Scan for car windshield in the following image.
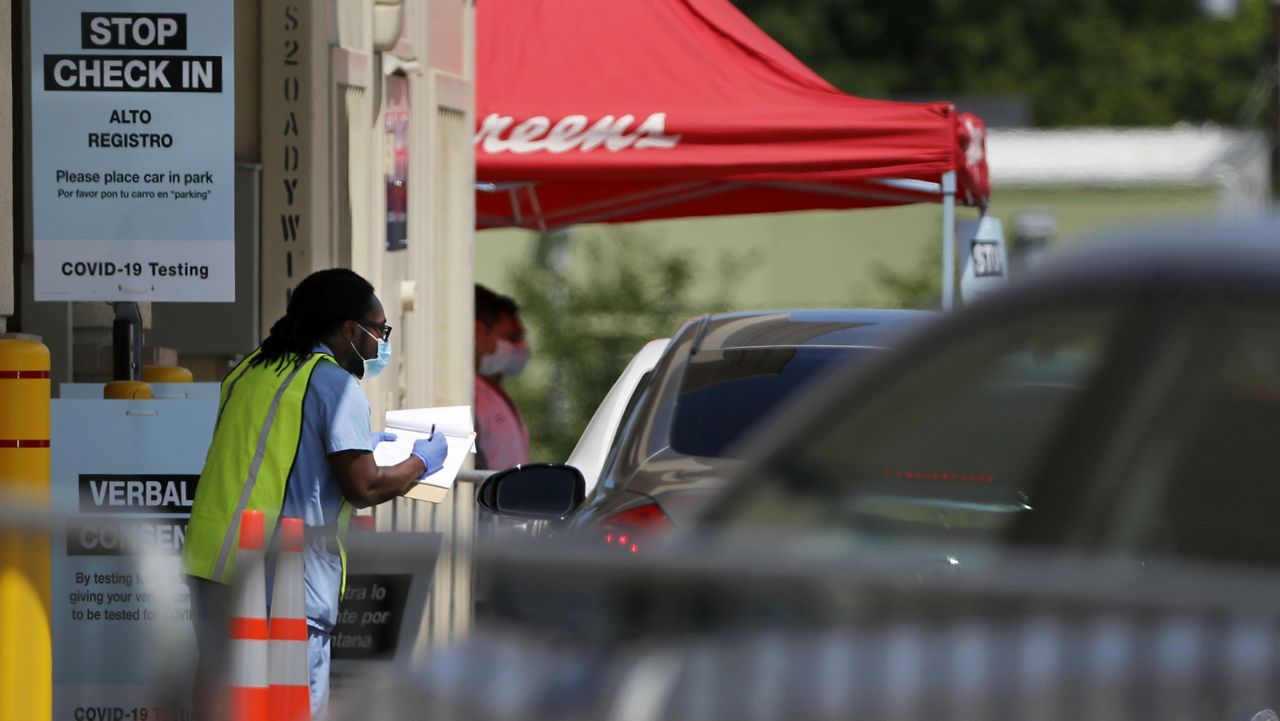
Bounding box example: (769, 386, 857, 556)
(713, 304, 1126, 545)
(670, 346, 881, 458)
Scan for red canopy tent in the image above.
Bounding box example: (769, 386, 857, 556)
(474, 0, 992, 306)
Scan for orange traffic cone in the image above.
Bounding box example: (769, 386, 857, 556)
(227, 509, 268, 721)
(268, 518, 310, 721)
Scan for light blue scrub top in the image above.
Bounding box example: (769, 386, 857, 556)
(280, 343, 372, 631)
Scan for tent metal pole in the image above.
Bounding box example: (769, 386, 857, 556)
(941, 171, 957, 313)
(507, 187, 524, 226)
(525, 185, 549, 233)
(869, 178, 943, 195)
(758, 180, 936, 206)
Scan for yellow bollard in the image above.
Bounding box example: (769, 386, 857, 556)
(103, 380, 152, 399)
(142, 365, 193, 384)
(0, 333, 52, 721)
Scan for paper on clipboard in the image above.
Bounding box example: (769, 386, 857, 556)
(372, 405, 476, 503)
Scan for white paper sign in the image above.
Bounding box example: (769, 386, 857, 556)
(31, 0, 235, 301)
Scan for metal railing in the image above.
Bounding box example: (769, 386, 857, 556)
(380, 470, 494, 653)
(16, 484, 1280, 721)
(330, 537, 1280, 721)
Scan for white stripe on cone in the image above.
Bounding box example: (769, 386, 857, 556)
(268, 640, 312, 687)
(227, 638, 271, 687)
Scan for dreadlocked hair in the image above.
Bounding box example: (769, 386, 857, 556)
(252, 268, 375, 370)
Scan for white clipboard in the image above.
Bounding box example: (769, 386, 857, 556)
(372, 406, 476, 503)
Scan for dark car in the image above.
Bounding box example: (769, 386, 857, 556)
(442, 223, 1280, 721)
(482, 218, 1280, 574)
(694, 219, 1280, 574)
(479, 309, 933, 549)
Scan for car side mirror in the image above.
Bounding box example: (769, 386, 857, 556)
(476, 463, 586, 519)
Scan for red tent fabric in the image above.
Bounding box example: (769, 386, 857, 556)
(475, 0, 990, 231)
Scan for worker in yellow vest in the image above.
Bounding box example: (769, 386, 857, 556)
(183, 268, 448, 720)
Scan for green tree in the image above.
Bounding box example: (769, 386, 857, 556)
(874, 239, 943, 310)
(733, 0, 1269, 127)
(503, 229, 752, 462)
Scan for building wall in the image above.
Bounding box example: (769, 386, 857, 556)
(382, 0, 477, 650)
(254, 0, 478, 647)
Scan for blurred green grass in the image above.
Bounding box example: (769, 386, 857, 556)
(478, 186, 1219, 311)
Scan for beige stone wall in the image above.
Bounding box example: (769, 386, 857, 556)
(255, 0, 480, 347)
(255, 0, 477, 645)
(373, 0, 477, 648)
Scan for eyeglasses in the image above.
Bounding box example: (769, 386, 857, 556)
(358, 320, 393, 341)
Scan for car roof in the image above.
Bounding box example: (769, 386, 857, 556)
(695, 308, 936, 352)
(996, 216, 1280, 301)
(729, 218, 1280, 472)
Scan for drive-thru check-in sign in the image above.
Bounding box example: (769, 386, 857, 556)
(31, 1, 234, 301)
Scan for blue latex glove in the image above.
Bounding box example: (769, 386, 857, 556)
(409, 434, 448, 479)
(370, 431, 397, 448)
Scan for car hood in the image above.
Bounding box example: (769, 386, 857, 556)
(625, 448, 746, 527)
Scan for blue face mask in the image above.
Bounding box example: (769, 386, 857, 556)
(352, 326, 392, 379)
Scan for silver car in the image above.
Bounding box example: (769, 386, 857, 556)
(478, 308, 935, 551)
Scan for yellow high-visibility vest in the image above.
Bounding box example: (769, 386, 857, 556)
(184, 349, 351, 584)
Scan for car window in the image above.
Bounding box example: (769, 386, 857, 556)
(670, 347, 881, 459)
(715, 304, 1129, 546)
(1106, 300, 1280, 568)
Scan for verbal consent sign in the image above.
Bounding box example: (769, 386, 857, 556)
(31, 1, 234, 301)
(51, 396, 218, 720)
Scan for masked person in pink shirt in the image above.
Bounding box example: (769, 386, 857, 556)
(474, 284, 532, 470)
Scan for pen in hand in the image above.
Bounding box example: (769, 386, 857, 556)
(409, 424, 442, 480)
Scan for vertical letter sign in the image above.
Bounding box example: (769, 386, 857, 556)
(31, 1, 234, 301)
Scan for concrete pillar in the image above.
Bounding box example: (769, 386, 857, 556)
(259, 0, 472, 417)
(258, 0, 476, 647)
(260, 0, 341, 331)
(16, 0, 73, 389)
(0, 0, 12, 332)
(380, 0, 476, 647)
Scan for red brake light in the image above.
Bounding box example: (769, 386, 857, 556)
(597, 502, 671, 554)
(883, 468, 995, 483)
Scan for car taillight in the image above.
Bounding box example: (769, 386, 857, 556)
(598, 502, 671, 554)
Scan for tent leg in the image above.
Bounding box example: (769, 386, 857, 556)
(940, 171, 957, 313)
